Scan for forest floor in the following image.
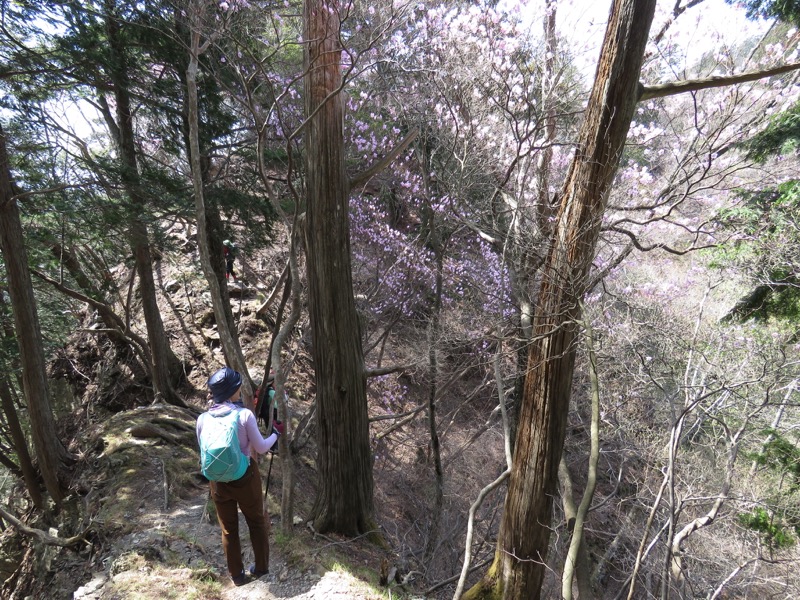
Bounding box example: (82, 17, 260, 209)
(68, 449, 410, 600)
(54, 401, 421, 600)
(4, 230, 495, 600)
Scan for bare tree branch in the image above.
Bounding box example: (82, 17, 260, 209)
(349, 128, 419, 190)
(30, 268, 151, 368)
(11, 184, 82, 202)
(650, 0, 706, 48)
(372, 405, 426, 439)
(364, 363, 416, 378)
(607, 226, 716, 255)
(639, 61, 800, 101)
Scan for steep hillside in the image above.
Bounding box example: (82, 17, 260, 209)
(0, 227, 500, 600)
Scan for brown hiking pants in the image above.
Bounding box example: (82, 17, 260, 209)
(210, 458, 269, 579)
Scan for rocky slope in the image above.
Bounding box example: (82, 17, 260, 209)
(1, 230, 496, 600)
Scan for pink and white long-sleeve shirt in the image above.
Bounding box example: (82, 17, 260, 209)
(196, 402, 278, 459)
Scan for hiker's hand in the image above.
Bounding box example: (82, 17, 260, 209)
(270, 427, 281, 453)
(273, 420, 284, 435)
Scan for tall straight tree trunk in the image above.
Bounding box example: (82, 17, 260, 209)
(0, 375, 42, 509)
(423, 247, 445, 564)
(509, 0, 559, 450)
(561, 312, 602, 600)
(184, 1, 253, 405)
(0, 125, 69, 505)
(253, 99, 304, 535)
(464, 0, 657, 598)
(104, 1, 185, 407)
(304, 0, 375, 536)
(0, 294, 43, 508)
(175, 4, 250, 402)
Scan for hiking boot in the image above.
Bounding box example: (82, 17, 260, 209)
(231, 571, 248, 586)
(249, 565, 269, 578)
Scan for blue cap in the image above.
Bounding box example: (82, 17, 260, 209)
(207, 367, 242, 402)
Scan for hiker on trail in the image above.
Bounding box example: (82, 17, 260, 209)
(196, 366, 279, 586)
(223, 239, 237, 281)
(255, 370, 285, 435)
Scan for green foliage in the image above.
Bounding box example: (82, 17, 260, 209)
(272, 530, 291, 546)
(741, 430, 800, 549)
(2, 0, 287, 273)
(729, 0, 800, 24)
(763, 286, 800, 321)
(750, 429, 800, 488)
(731, 1, 800, 163)
(204, 186, 278, 249)
(0, 132, 83, 355)
(738, 507, 796, 549)
(742, 102, 800, 162)
(712, 183, 800, 321)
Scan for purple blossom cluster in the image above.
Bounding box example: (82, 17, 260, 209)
(349, 192, 511, 328)
(218, 0, 250, 12)
(339, 0, 538, 336)
(368, 373, 408, 414)
(350, 193, 436, 318)
(440, 235, 510, 318)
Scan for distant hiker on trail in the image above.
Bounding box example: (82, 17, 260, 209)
(255, 370, 285, 436)
(223, 239, 237, 281)
(196, 366, 279, 586)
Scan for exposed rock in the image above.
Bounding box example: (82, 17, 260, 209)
(72, 573, 107, 599)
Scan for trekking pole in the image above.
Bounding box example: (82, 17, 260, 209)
(265, 451, 275, 496)
(237, 276, 243, 327)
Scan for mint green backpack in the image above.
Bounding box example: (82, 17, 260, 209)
(199, 410, 249, 482)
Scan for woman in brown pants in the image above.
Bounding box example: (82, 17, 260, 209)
(197, 367, 279, 586)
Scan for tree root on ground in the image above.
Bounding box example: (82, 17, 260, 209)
(0, 505, 92, 549)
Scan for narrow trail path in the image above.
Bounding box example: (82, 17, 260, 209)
(65, 431, 373, 600)
(58, 404, 402, 600)
(72, 480, 365, 600)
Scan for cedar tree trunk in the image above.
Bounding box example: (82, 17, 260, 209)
(104, 1, 185, 406)
(0, 125, 69, 504)
(304, 0, 375, 536)
(185, 4, 253, 405)
(464, 0, 657, 597)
